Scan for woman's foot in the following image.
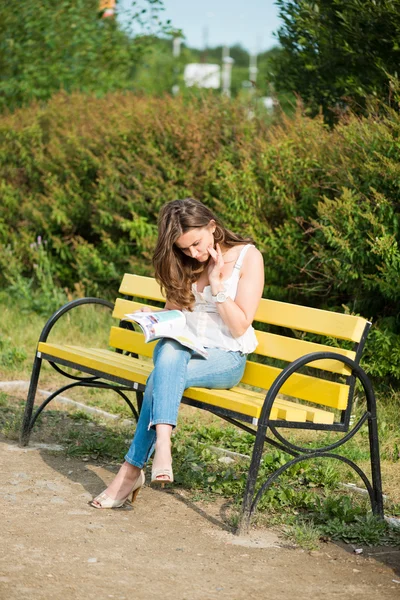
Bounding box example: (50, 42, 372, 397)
(151, 438, 173, 484)
(90, 461, 144, 508)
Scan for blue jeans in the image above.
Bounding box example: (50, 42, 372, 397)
(124, 339, 247, 468)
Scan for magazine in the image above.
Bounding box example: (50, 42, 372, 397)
(123, 310, 209, 359)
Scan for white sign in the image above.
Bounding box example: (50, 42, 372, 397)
(184, 64, 221, 89)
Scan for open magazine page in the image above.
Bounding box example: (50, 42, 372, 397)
(167, 331, 209, 359)
(126, 310, 185, 341)
(123, 310, 209, 359)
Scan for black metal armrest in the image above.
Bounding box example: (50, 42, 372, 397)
(38, 298, 115, 344)
(259, 351, 374, 426)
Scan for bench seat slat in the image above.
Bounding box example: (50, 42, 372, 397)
(37, 343, 334, 424)
(39, 343, 150, 384)
(235, 387, 335, 425)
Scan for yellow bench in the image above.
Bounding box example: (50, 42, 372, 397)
(20, 274, 384, 533)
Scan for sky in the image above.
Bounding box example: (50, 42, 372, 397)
(118, 1, 282, 53)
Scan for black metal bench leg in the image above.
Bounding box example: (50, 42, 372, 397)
(237, 424, 267, 535)
(363, 376, 384, 518)
(20, 353, 42, 447)
(368, 414, 384, 517)
(136, 390, 143, 415)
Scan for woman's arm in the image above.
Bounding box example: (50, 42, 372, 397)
(208, 245, 264, 338)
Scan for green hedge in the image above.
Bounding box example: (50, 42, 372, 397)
(1, 92, 400, 382)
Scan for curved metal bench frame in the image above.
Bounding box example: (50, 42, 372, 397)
(20, 298, 142, 445)
(237, 351, 383, 534)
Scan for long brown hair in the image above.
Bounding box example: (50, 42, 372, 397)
(153, 198, 253, 309)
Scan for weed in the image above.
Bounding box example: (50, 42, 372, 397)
(0, 336, 27, 368)
(64, 427, 129, 460)
(322, 514, 398, 546)
(69, 410, 93, 421)
(1, 404, 23, 440)
(284, 522, 322, 551)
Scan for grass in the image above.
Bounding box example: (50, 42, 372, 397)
(1, 296, 400, 549)
(0, 292, 112, 380)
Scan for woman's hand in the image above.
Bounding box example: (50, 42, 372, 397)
(209, 245, 264, 338)
(139, 306, 153, 312)
(207, 243, 225, 292)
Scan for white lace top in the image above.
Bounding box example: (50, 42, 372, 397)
(184, 244, 258, 354)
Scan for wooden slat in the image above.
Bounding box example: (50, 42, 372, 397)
(184, 387, 285, 422)
(241, 361, 350, 410)
(119, 274, 164, 302)
(109, 326, 155, 357)
(236, 387, 335, 424)
(38, 343, 151, 386)
(255, 331, 355, 375)
(210, 388, 307, 422)
(112, 298, 160, 321)
(255, 298, 368, 343)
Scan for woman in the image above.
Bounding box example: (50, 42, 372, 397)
(91, 198, 264, 508)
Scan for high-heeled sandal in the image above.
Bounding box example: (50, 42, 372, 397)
(90, 470, 145, 509)
(151, 466, 174, 487)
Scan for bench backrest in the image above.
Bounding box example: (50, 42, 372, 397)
(110, 274, 370, 427)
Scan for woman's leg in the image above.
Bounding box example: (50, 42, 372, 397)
(92, 340, 193, 501)
(128, 341, 246, 468)
(92, 342, 246, 501)
(133, 339, 193, 481)
(125, 339, 193, 467)
(185, 347, 247, 390)
(150, 344, 247, 480)
(90, 374, 156, 505)
(151, 345, 247, 479)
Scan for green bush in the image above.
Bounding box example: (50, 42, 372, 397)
(0, 0, 170, 111)
(1, 92, 400, 383)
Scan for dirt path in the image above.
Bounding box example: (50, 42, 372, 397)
(0, 435, 399, 600)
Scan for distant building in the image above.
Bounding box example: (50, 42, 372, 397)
(183, 64, 221, 89)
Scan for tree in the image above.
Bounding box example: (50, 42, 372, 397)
(0, 0, 170, 111)
(273, 0, 400, 122)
